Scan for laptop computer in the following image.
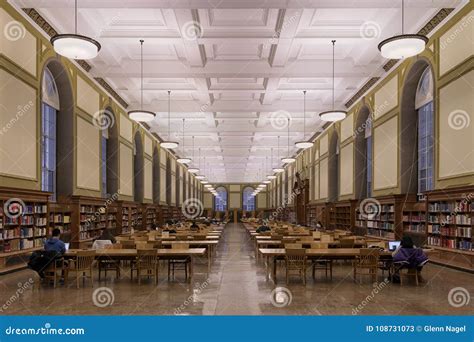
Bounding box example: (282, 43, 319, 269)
(64, 242, 70, 251)
(388, 241, 401, 251)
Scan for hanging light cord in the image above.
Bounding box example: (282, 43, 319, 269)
(277, 136, 280, 161)
(167, 90, 171, 140)
(287, 118, 290, 156)
(140, 40, 144, 108)
(182, 118, 185, 154)
(401, 0, 404, 34)
(303, 90, 306, 140)
(331, 40, 335, 110)
(74, 0, 78, 34)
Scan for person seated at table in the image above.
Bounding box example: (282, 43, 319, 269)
(391, 236, 428, 283)
(44, 228, 66, 255)
(256, 223, 271, 233)
(97, 228, 116, 244)
(190, 221, 199, 231)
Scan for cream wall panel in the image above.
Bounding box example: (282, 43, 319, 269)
(0, 71, 37, 179)
(144, 158, 153, 200)
(0, 9, 37, 76)
(171, 157, 176, 173)
(119, 114, 133, 142)
(439, 11, 474, 75)
(374, 75, 398, 119)
(229, 193, 241, 209)
(373, 116, 398, 189)
(160, 148, 167, 166)
(171, 175, 176, 205)
(340, 114, 354, 142)
(203, 192, 213, 209)
(229, 185, 240, 192)
(77, 77, 99, 116)
(144, 135, 153, 156)
(119, 143, 133, 196)
(314, 165, 319, 200)
(339, 143, 354, 196)
(319, 158, 328, 199)
(439, 71, 474, 178)
(319, 134, 328, 155)
(76, 116, 100, 190)
(257, 192, 267, 209)
(160, 168, 166, 200)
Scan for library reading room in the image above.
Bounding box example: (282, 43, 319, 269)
(0, 0, 473, 330)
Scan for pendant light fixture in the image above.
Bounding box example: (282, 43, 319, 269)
(177, 119, 191, 164)
(319, 40, 347, 122)
(282, 118, 296, 164)
(295, 90, 314, 149)
(273, 136, 285, 173)
(188, 136, 199, 173)
(50, 0, 101, 60)
(267, 148, 277, 179)
(195, 148, 206, 179)
(128, 40, 156, 122)
(161, 91, 179, 149)
(378, 0, 428, 59)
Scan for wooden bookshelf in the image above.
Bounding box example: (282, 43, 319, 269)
(401, 200, 427, 247)
(48, 202, 73, 243)
(307, 203, 328, 229)
(328, 200, 356, 232)
(143, 204, 158, 230)
(0, 187, 51, 274)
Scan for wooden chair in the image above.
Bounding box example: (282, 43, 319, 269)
(133, 236, 149, 242)
(42, 258, 63, 288)
(310, 243, 332, 280)
(176, 235, 189, 241)
(312, 231, 321, 239)
(98, 244, 122, 280)
(284, 243, 302, 249)
(168, 244, 191, 281)
(120, 240, 136, 249)
(353, 248, 380, 283)
(65, 250, 96, 289)
(131, 249, 158, 285)
(339, 238, 356, 248)
(135, 241, 155, 250)
(321, 234, 333, 243)
(285, 248, 307, 285)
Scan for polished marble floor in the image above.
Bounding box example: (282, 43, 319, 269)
(0, 223, 473, 315)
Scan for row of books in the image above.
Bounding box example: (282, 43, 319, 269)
(50, 214, 71, 224)
(403, 213, 425, 222)
(428, 214, 472, 224)
(20, 227, 47, 238)
(0, 238, 44, 252)
(427, 225, 472, 238)
(404, 223, 426, 233)
(367, 228, 395, 239)
(428, 202, 474, 212)
(427, 236, 472, 250)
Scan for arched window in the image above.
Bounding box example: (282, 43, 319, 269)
(415, 68, 434, 193)
(41, 68, 59, 198)
(242, 186, 255, 211)
(214, 186, 227, 212)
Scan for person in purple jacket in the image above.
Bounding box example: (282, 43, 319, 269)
(392, 236, 428, 283)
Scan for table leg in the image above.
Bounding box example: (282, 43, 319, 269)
(265, 255, 270, 281)
(272, 256, 277, 283)
(208, 248, 211, 273)
(255, 240, 259, 263)
(189, 255, 194, 283)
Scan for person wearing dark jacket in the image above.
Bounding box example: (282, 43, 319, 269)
(98, 228, 117, 243)
(392, 236, 428, 283)
(44, 228, 66, 255)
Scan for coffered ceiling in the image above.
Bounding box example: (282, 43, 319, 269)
(10, 0, 463, 183)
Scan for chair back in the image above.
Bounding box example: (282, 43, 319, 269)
(133, 236, 149, 242)
(194, 235, 207, 240)
(311, 242, 328, 249)
(115, 236, 129, 242)
(285, 248, 306, 269)
(135, 241, 155, 249)
(172, 243, 189, 250)
(92, 239, 113, 250)
(120, 240, 136, 249)
(299, 236, 313, 242)
(105, 243, 122, 249)
(137, 249, 158, 269)
(176, 235, 189, 241)
(357, 248, 380, 266)
(312, 231, 321, 239)
(285, 243, 303, 249)
(321, 234, 333, 243)
(75, 250, 96, 271)
(340, 238, 355, 248)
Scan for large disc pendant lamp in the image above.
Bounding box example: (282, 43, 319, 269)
(128, 40, 156, 122)
(187, 136, 200, 174)
(161, 91, 179, 149)
(281, 118, 296, 164)
(319, 40, 347, 122)
(177, 119, 191, 164)
(273, 136, 285, 173)
(378, 0, 428, 59)
(295, 90, 314, 149)
(50, 0, 101, 60)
